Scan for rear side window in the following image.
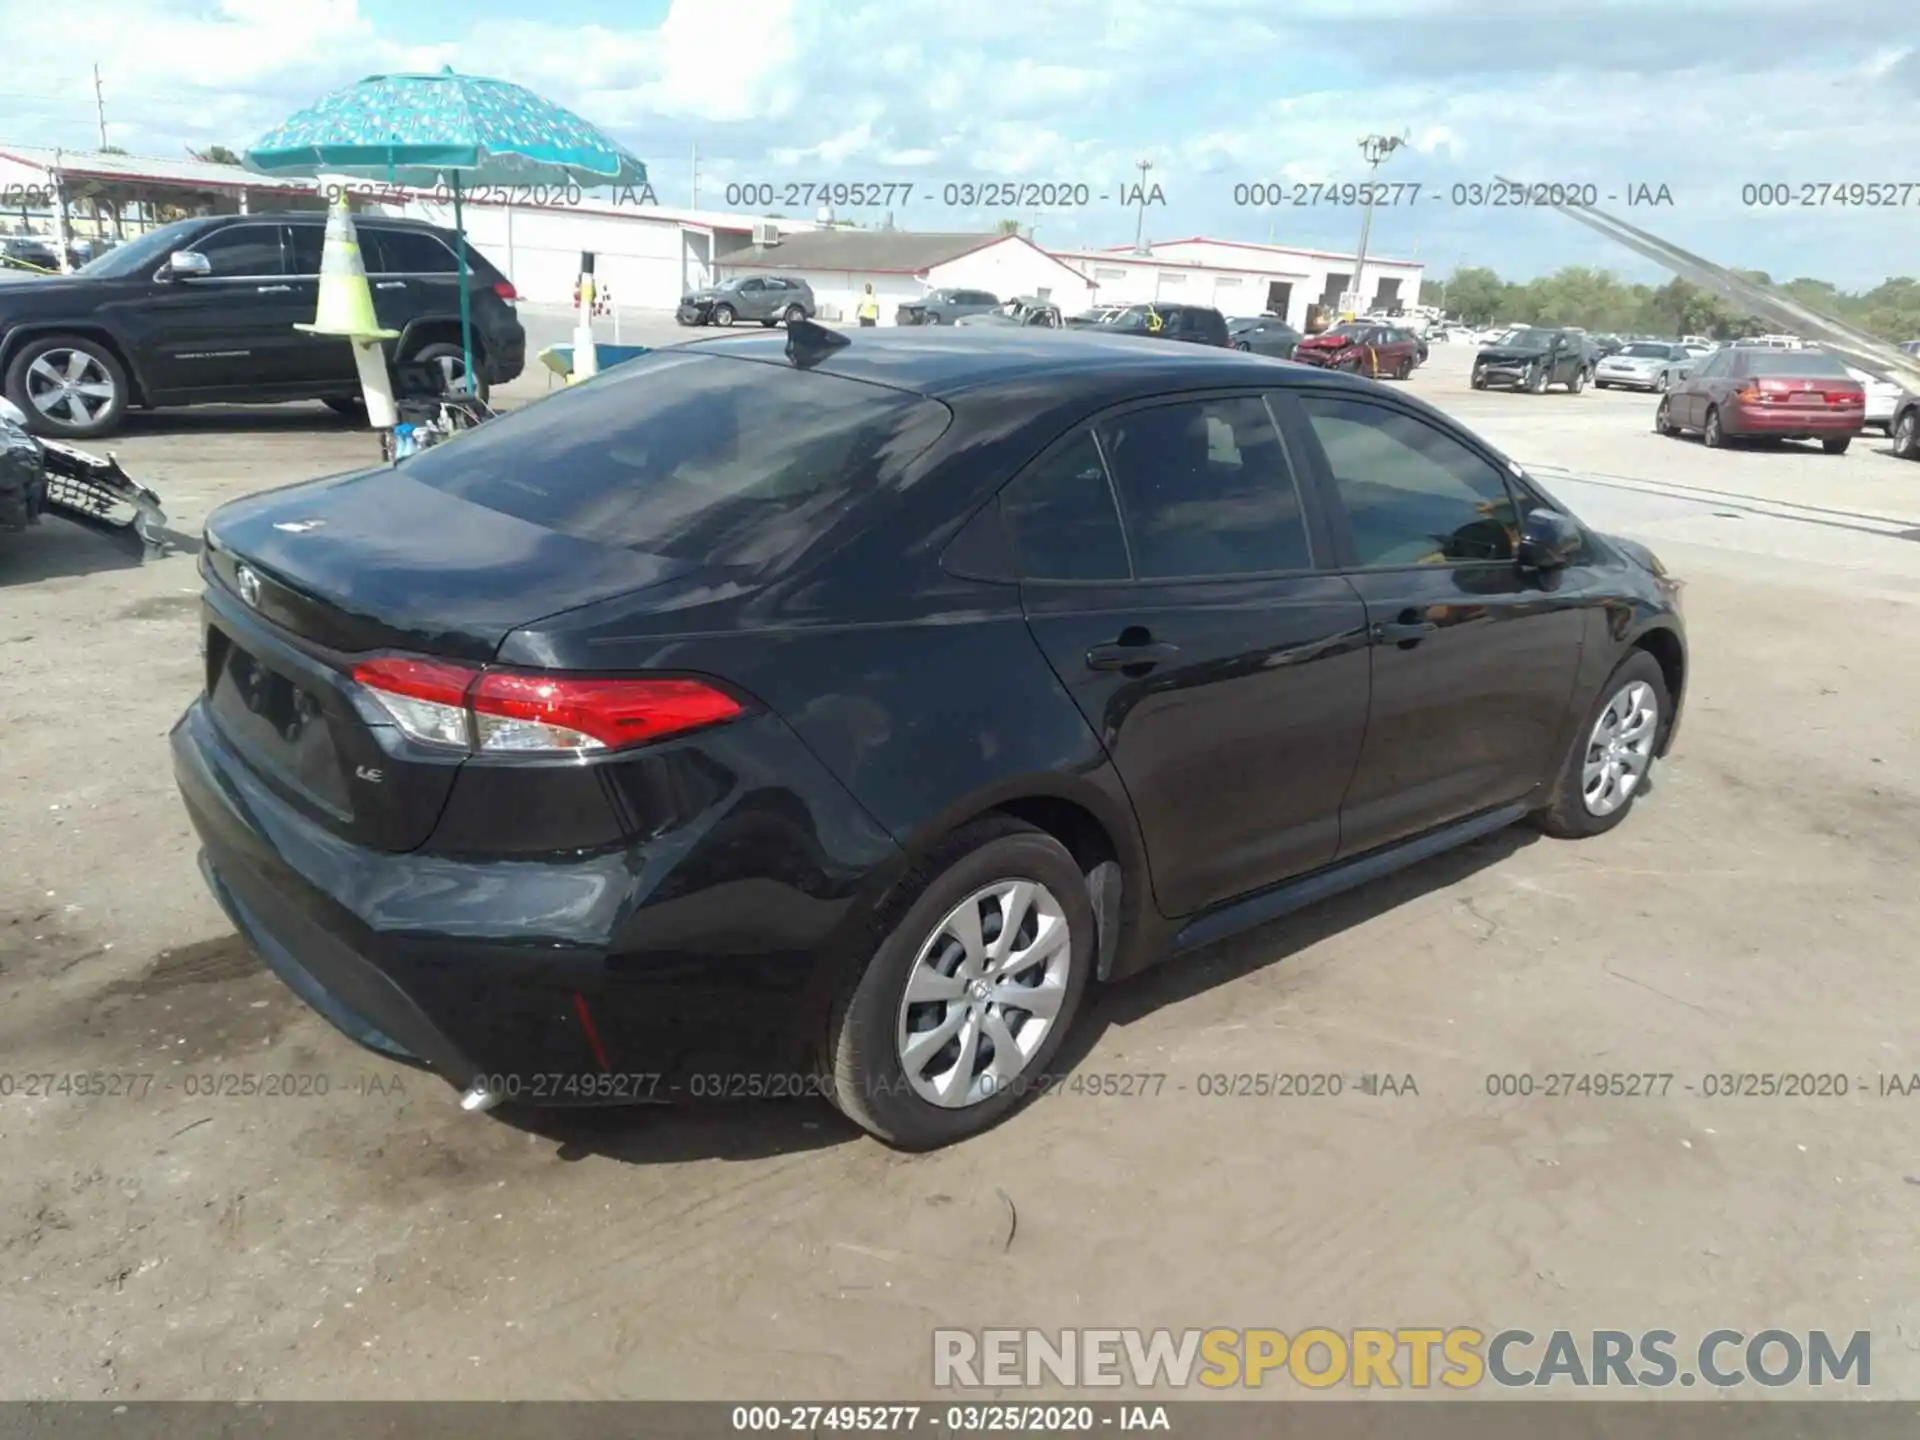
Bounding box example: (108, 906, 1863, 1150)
(1002, 431, 1130, 582)
(1096, 396, 1311, 578)
(368, 229, 459, 274)
(402, 351, 952, 563)
(285, 223, 324, 276)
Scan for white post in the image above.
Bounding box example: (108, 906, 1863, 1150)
(572, 251, 599, 380)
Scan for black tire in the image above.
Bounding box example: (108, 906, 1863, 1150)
(1894, 408, 1920, 460)
(711, 303, 736, 327)
(407, 342, 489, 404)
(4, 333, 128, 439)
(322, 396, 365, 421)
(1568, 366, 1586, 394)
(1233, 340, 1251, 352)
(1822, 436, 1851, 455)
(1595, 380, 1611, 390)
(759, 318, 778, 328)
(1532, 650, 1671, 840)
(1655, 371, 1670, 393)
(1528, 362, 1549, 394)
(1654, 396, 1677, 435)
(783, 304, 806, 326)
(1397, 357, 1413, 380)
(1703, 405, 1725, 447)
(821, 816, 1096, 1149)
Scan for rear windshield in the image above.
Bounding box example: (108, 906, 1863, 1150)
(1742, 351, 1848, 376)
(401, 350, 952, 562)
(1618, 343, 1671, 358)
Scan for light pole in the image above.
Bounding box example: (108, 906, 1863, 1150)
(1133, 158, 1152, 254)
(1349, 133, 1406, 317)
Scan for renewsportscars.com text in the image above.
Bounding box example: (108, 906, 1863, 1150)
(933, 1327, 1870, 1390)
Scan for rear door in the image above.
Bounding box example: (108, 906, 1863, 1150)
(1010, 392, 1372, 917)
(363, 226, 464, 340)
(1284, 389, 1588, 855)
(282, 220, 359, 387)
(140, 221, 309, 395)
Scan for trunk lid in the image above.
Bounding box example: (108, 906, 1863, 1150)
(204, 468, 694, 661)
(201, 468, 694, 852)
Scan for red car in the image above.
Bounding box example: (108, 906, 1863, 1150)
(1655, 346, 1864, 453)
(1292, 322, 1421, 379)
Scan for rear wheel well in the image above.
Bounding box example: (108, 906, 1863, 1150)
(992, 796, 1118, 875)
(1633, 628, 1685, 748)
(402, 322, 486, 362)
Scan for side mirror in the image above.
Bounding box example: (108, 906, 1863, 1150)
(1518, 508, 1582, 570)
(165, 250, 211, 280)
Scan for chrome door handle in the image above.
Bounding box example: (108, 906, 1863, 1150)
(1086, 641, 1181, 671)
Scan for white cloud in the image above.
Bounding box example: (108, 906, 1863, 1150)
(3, 0, 1918, 283)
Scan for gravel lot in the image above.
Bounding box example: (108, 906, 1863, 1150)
(3, 314, 1918, 1400)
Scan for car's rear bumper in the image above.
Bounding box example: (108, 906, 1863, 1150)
(170, 695, 904, 1106)
(1726, 406, 1862, 436)
(486, 328, 526, 385)
(1595, 370, 1658, 388)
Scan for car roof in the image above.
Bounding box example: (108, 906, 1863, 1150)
(685, 326, 1376, 404)
(208, 210, 451, 234)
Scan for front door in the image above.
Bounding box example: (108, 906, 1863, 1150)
(139, 222, 310, 397)
(1284, 390, 1590, 856)
(1007, 395, 1372, 917)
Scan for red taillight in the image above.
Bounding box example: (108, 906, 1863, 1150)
(350, 658, 742, 754)
(493, 280, 518, 302)
(469, 673, 742, 753)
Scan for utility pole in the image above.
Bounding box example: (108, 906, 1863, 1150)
(92, 65, 107, 149)
(690, 142, 700, 210)
(1132, 158, 1152, 254)
(1350, 132, 1407, 317)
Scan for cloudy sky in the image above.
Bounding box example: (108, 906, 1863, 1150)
(4, 0, 1918, 288)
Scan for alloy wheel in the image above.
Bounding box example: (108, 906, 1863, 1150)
(25, 348, 117, 428)
(895, 879, 1072, 1108)
(1898, 412, 1918, 457)
(1582, 680, 1659, 817)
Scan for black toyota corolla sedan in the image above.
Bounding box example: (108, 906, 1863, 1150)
(171, 323, 1686, 1150)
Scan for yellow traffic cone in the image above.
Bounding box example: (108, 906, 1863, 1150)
(296, 200, 401, 429)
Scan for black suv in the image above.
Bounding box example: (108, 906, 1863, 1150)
(1108, 302, 1231, 346)
(0, 212, 526, 439)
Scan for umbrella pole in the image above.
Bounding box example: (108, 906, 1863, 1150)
(452, 171, 475, 391)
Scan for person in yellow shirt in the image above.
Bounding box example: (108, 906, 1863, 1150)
(857, 283, 879, 326)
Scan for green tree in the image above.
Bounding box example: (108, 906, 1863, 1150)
(1440, 266, 1506, 324)
(997, 217, 1021, 236)
(191, 145, 243, 166)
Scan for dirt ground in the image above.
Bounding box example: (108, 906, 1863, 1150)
(3, 320, 1919, 1400)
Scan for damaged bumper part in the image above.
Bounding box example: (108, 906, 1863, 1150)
(0, 400, 166, 552)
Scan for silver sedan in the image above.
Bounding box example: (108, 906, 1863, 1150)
(1593, 341, 1697, 393)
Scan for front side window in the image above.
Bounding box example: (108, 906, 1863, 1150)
(192, 224, 286, 277)
(1297, 395, 1519, 567)
(1095, 396, 1311, 579)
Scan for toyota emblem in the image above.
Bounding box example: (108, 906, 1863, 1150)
(236, 564, 261, 608)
